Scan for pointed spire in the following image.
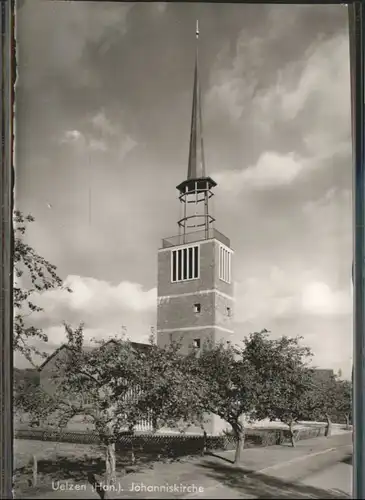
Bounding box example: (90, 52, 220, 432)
(187, 20, 206, 180)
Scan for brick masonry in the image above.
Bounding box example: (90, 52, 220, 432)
(157, 237, 235, 434)
(157, 238, 234, 350)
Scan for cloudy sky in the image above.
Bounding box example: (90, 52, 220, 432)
(14, 1, 352, 377)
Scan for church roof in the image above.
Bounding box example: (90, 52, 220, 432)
(38, 339, 151, 372)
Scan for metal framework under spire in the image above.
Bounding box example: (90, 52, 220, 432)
(176, 21, 217, 243)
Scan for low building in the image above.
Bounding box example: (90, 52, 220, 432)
(38, 339, 155, 432)
(312, 368, 335, 386)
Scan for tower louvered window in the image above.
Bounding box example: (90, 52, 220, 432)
(219, 245, 232, 284)
(171, 245, 199, 283)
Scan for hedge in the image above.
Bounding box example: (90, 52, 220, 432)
(14, 424, 326, 457)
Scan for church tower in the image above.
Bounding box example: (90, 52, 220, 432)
(157, 22, 234, 354)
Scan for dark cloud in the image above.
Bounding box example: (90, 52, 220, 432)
(15, 2, 352, 375)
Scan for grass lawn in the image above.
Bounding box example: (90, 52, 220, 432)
(14, 440, 103, 497)
(13, 439, 194, 498)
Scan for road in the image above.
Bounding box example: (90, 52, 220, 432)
(300, 455, 352, 498)
(184, 434, 353, 499)
(183, 454, 353, 499)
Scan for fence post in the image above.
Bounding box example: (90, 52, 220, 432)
(32, 455, 38, 486)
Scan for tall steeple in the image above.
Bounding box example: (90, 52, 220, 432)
(187, 20, 205, 180)
(176, 21, 217, 242)
(157, 22, 235, 405)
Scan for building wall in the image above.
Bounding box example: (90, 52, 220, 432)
(156, 234, 235, 435)
(313, 369, 335, 385)
(157, 239, 216, 297)
(157, 237, 234, 353)
(214, 292, 234, 337)
(39, 346, 70, 396)
(157, 326, 216, 354)
(153, 410, 232, 436)
(158, 292, 216, 331)
(158, 239, 234, 297)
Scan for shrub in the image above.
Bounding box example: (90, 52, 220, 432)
(15, 424, 326, 456)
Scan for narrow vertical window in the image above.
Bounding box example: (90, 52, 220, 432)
(194, 245, 199, 278)
(188, 247, 193, 279)
(180, 249, 184, 279)
(172, 251, 177, 282)
(221, 247, 224, 280)
(225, 249, 228, 282)
(226, 250, 229, 283)
(223, 249, 225, 282)
(222, 248, 225, 282)
(183, 248, 188, 280)
(177, 249, 182, 281)
(219, 245, 231, 284)
(219, 246, 222, 280)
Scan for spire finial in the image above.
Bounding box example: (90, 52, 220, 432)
(196, 19, 199, 39)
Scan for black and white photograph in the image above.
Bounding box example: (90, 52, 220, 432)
(12, 1, 353, 498)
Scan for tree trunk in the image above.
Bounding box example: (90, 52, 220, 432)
(105, 447, 110, 477)
(325, 414, 332, 437)
(202, 430, 207, 456)
(127, 423, 135, 464)
(232, 424, 245, 464)
(105, 443, 116, 484)
(345, 414, 350, 430)
(289, 420, 296, 447)
(152, 415, 158, 433)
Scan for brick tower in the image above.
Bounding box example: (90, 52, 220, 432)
(157, 22, 234, 355)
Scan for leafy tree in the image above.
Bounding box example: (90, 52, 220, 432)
(336, 379, 352, 429)
(18, 323, 142, 484)
(126, 339, 208, 435)
(306, 374, 352, 435)
(13, 210, 71, 364)
(196, 340, 260, 464)
(14, 368, 41, 426)
(243, 330, 315, 447)
(14, 381, 60, 428)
